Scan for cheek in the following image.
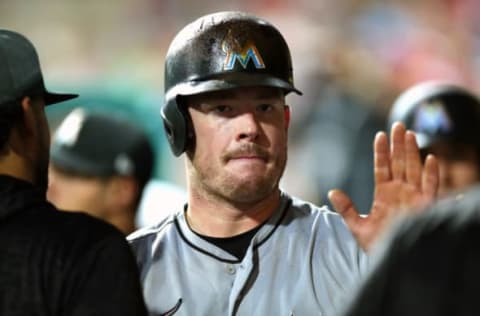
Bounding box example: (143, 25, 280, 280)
(195, 123, 227, 152)
(47, 183, 74, 209)
(448, 162, 480, 187)
(265, 123, 288, 146)
(48, 179, 103, 211)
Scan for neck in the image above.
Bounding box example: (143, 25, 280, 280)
(186, 188, 281, 238)
(104, 209, 137, 236)
(0, 151, 34, 184)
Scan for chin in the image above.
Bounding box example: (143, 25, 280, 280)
(224, 178, 277, 203)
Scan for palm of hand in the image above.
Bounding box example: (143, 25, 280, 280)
(329, 123, 439, 251)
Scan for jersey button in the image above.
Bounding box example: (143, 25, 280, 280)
(226, 264, 236, 274)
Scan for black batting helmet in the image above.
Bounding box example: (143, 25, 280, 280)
(161, 11, 302, 156)
(388, 81, 480, 149)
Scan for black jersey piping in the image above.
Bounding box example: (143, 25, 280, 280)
(253, 198, 291, 250)
(174, 197, 292, 263)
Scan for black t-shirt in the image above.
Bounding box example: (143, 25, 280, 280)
(194, 223, 264, 260)
(0, 175, 147, 316)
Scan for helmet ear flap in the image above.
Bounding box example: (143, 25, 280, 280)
(161, 96, 190, 156)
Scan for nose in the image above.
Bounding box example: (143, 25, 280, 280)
(236, 112, 260, 141)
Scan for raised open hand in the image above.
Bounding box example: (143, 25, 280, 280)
(328, 122, 439, 251)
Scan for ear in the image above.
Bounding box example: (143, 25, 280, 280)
(284, 105, 291, 130)
(19, 96, 36, 137)
(9, 97, 35, 154)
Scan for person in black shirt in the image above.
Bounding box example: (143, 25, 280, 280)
(342, 185, 480, 316)
(0, 29, 147, 315)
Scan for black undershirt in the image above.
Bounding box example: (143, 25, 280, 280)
(193, 224, 263, 260)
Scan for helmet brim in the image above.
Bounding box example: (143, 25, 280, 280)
(166, 73, 302, 101)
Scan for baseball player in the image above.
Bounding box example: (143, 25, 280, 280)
(47, 108, 154, 235)
(388, 81, 480, 197)
(128, 11, 439, 315)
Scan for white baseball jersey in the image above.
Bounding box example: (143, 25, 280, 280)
(128, 192, 369, 315)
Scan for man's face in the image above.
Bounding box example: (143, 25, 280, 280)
(185, 86, 290, 205)
(47, 164, 110, 218)
(423, 142, 480, 196)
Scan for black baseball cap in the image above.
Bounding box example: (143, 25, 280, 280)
(50, 108, 154, 184)
(0, 29, 78, 106)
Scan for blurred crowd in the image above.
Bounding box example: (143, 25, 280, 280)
(2, 0, 479, 218)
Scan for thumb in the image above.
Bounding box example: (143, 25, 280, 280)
(328, 189, 360, 231)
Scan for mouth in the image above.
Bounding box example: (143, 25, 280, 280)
(229, 155, 267, 162)
(224, 146, 269, 163)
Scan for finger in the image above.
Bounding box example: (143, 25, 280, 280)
(405, 130, 422, 188)
(390, 122, 406, 180)
(422, 154, 439, 200)
(328, 189, 362, 232)
(374, 131, 391, 184)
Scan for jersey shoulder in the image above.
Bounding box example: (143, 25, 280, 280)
(128, 212, 177, 245)
(286, 194, 361, 249)
(288, 194, 347, 225)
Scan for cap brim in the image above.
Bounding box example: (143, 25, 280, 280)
(44, 91, 78, 105)
(50, 144, 114, 177)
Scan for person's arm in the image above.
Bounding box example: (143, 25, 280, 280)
(328, 122, 439, 251)
(67, 232, 148, 316)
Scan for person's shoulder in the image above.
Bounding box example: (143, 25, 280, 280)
(25, 204, 126, 246)
(4, 203, 129, 266)
(283, 193, 352, 234)
(127, 213, 178, 261)
(283, 193, 366, 262)
(288, 194, 343, 220)
(128, 212, 177, 243)
(56, 210, 124, 237)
